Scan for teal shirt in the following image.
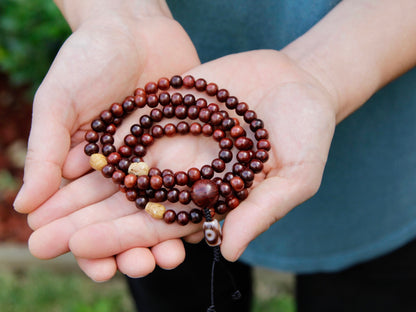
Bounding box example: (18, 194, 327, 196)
(168, 0, 416, 273)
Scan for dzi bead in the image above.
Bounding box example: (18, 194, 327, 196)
(203, 219, 222, 247)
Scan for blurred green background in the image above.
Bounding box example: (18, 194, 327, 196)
(0, 1, 296, 311)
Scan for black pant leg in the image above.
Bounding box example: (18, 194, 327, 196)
(127, 241, 253, 312)
(296, 238, 416, 312)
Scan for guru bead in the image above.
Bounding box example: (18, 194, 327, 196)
(191, 179, 219, 208)
(89, 153, 107, 171)
(203, 219, 222, 247)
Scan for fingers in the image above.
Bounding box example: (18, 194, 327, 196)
(116, 247, 156, 278)
(150, 238, 185, 269)
(28, 170, 117, 230)
(76, 256, 118, 282)
(14, 89, 74, 214)
(183, 230, 204, 244)
(220, 163, 324, 262)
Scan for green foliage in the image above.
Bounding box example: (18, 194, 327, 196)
(0, 267, 135, 312)
(0, 0, 71, 93)
(252, 294, 297, 312)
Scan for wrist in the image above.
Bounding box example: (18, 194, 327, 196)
(54, 0, 171, 31)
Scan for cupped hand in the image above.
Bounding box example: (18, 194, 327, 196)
(14, 11, 200, 281)
(27, 49, 337, 281)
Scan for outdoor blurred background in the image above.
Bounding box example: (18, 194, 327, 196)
(0, 1, 295, 311)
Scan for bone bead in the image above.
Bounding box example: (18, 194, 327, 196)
(145, 202, 166, 219)
(203, 219, 222, 246)
(128, 162, 150, 176)
(89, 153, 108, 171)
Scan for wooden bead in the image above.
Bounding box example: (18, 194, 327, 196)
(89, 153, 107, 171)
(191, 179, 219, 208)
(145, 202, 166, 219)
(128, 162, 150, 176)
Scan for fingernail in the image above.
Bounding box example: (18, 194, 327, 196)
(13, 184, 25, 212)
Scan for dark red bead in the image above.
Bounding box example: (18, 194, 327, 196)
(145, 81, 158, 94)
(237, 150, 252, 164)
(224, 172, 235, 183)
(179, 190, 191, 204)
(135, 196, 148, 209)
(133, 144, 146, 157)
(171, 93, 183, 106)
(84, 143, 99, 156)
(198, 108, 211, 123)
(207, 103, 219, 113)
(112, 170, 125, 184)
(150, 175, 163, 190)
(187, 167, 201, 183)
(232, 162, 245, 175)
(170, 75, 183, 89)
(177, 122, 190, 134)
(106, 124, 117, 135)
(216, 89, 229, 102)
(148, 168, 162, 177)
(162, 169, 174, 176)
(221, 118, 235, 131)
(202, 124, 213, 136)
(159, 92, 170, 106)
(118, 159, 131, 172)
(191, 179, 219, 208)
(219, 182, 232, 197)
(177, 211, 190, 225)
(249, 159, 264, 173)
(175, 171, 189, 186)
(250, 119, 264, 132)
(190, 122, 202, 135)
(230, 176, 245, 192)
(107, 152, 121, 165)
(85, 130, 99, 143)
(130, 124, 143, 137)
(134, 88, 146, 97)
(240, 168, 255, 182)
(210, 112, 223, 126)
(151, 125, 164, 138)
(164, 210, 176, 223)
(150, 108, 163, 122)
(225, 96, 238, 109)
(91, 119, 106, 132)
(137, 175, 150, 190)
(227, 196, 240, 209)
(190, 209, 203, 223)
(100, 110, 114, 124)
(124, 134, 138, 147)
(101, 164, 115, 178)
(212, 158, 226, 173)
(164, 123, 177, 136)
(100, 134, 114, 145)
(167, 188, 180, 203)
(230, 125, 246, 138)
(213, 129, 225, 142)
(219, 138, 233, 150)
(162, 174, 175, 188)
(195, 78, 207, 91)
(147, 94, 159, 108)
(119, 145, 132, 157)
(113, 117, 122, 126)
(201, 165, 214, 179)
(124, 174, 137, 188)
(235, 137, 254, 150)
(219, 149, 233, 163)
(134, 95, 147, 108)
(141, 133, 154, 146)
(255, 128, 269, 140)
(175, 105, 188, 119)
(195, 98, 207, 108)
(125, 189, 138, 201)
(206, 83, 218, 96)
(235, 102, 248, 116)
(236, 189, 249, 200)
(140, 115, 152, 128)
(183, 75, 195, 88)
(255, 149, 269, 162)
(110, 103, 124, 117)
(183, 94, 195, 106)
(163, 104, 175, 118)
(122, 97, 135, 113)
(102, 144, 116, 156)
(257, 139, 271, 151)
(215, 201, 228, 214)
(244, 110, 257, 123)
(154, 189, 167, 202)
(157, 77, 170, 90)
(188, 105, 200, 120)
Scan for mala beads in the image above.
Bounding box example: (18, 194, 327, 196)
(84, 75, 271, 247)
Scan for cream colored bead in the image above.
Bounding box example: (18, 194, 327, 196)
(145, 202, 166, 219)
(128, 162, 150, 176)
(89, 153, 107, 171)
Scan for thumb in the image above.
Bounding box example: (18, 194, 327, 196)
(13, 85, 74, 214)
(220, 164, 323, 262)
